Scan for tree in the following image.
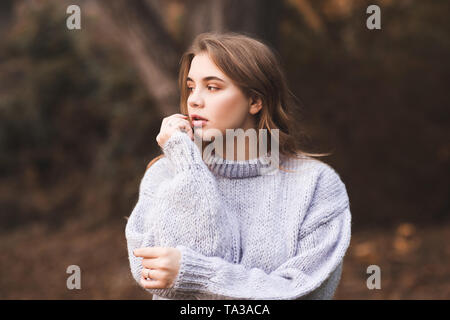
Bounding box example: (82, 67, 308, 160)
(94, 0, 282, 116)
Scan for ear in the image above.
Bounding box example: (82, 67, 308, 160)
(249, 96, 263, 115)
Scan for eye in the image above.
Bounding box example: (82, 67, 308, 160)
(187, 86, 219, 92)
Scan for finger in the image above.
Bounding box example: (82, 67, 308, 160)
(162, 114, 183, 127)
(142, 257, 164, 269)
(133, 246, 167, 258)
(174, 118, 192, 129)
(140, 268, 158, 280)
(140, 277, 167, 289)
(170, 119, 193, 137)
(141, 268, 165, 280)
(166, 117, 184, 128)
(178, 120, 194, 137)
(169, 117, 185, 125)
(141, 268, 150, 280)
(170, 113, 189, 120)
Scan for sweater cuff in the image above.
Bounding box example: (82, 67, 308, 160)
(161, 129, 204, 173)
(171, 245, 217, 293)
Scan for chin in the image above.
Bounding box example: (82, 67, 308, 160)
(193, 126, 223, 142)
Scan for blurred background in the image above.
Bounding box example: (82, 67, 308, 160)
(0, 0, 449, 299)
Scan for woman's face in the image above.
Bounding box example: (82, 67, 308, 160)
(186, 53, 260, 141)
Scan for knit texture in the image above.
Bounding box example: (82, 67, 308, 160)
(125, 129, 352, 300)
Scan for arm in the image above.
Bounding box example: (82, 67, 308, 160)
(168, 166, 352, 300)
(125, 130, 239, 298)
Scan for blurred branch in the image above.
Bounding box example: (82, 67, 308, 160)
(182, 0, 224, 41)
(287, 0, 326, 34)
(93, 0, 181, 116)
(93, 0, 283, 115)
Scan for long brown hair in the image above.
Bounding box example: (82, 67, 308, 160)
(147, 32, 330, 172)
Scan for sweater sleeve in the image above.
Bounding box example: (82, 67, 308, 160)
(125, 129, 239, 299)
(168, 165, 352, 300)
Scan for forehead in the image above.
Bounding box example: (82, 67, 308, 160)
(187, 53, 229, 81)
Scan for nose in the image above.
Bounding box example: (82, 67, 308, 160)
(187, 88, 204, 109)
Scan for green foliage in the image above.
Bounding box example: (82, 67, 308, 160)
(0, 3, 160, 229)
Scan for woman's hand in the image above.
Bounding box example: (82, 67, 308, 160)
(133, 247, 182, 289)
(156, 113, 194, 148)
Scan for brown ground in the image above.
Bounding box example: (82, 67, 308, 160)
(1, 218, 449, 299)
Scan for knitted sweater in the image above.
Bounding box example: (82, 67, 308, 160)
(125, 130, 352, 300)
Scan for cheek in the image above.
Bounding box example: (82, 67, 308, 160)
(210, 93, 247, 129)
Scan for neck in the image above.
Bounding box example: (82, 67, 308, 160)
(211, 116, 259, 161)
(213, 136, 259, 161)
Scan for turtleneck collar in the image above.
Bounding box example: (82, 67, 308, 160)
(202, 150, 281, 179)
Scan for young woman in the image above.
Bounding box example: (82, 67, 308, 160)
(125, 32, 352, 300)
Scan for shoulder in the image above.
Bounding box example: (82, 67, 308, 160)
(311, 159, 348, 196)
(283, 155, 349, 208)
(283, 155, 346, 186)
(285, 156, 351, 237)
(139, 156, 173, 195)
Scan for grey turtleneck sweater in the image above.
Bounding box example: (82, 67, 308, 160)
(125, 130, 352, 300)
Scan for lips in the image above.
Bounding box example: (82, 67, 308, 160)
(190, 114, 208, 127)
(190, 114, 208, 121)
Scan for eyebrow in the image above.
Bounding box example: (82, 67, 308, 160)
(186, 76, 225, 83)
